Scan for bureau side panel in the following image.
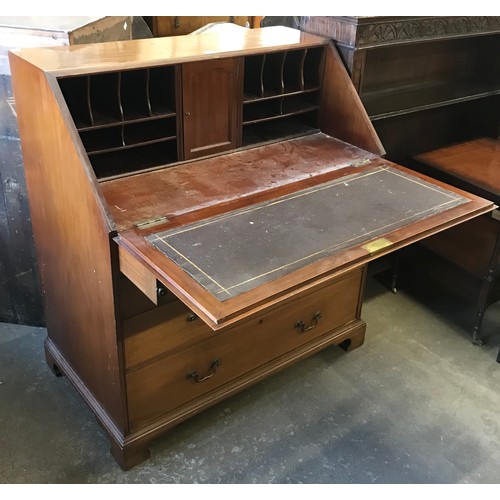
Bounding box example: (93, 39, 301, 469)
(320, 42, 385, 156)
(9, 53, 126, 430)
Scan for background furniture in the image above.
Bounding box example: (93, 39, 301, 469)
(410, 138, 500, 345)
(144, 16, 263, 37)
(300, 16, 500, 161)
(301, 17, 500, 343)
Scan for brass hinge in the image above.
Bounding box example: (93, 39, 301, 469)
(136, 216, 168, 230)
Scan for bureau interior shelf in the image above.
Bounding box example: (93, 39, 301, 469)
(242, 47, 324, 146)
(81, 117, 177, 155)
(243, 86, 322, 103)
(363, 76, 500, 121)
(243, 92, 320, 124)
(58, 65, 178, 178)
(59, 66, 176, 128)
(243, 47, 324, 98)
(56, 43, 328, 180)
(241, 117, 319, 147)
(90, 140, 178, 179)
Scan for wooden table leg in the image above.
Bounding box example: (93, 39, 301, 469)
(391, 252, 400, 294)
(472, 280, 491, 346)
(472, 222, 500, 346)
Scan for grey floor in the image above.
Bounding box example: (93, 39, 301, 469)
(1, 275, 499, 484)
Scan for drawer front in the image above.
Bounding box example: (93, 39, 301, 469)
(126, 268, 363, 429)
(124, 300, 213, 369)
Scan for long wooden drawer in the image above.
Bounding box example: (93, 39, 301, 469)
(124, 300, 213, 369)
(126, 268, 363, 430)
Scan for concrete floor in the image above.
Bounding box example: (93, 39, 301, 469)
(1, 275, 499, 484)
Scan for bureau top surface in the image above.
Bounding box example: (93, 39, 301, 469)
(415, 138, 500, 199)
(9, 26, 328, 76)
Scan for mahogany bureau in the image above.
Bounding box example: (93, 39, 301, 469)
(9, 27, 494, 469)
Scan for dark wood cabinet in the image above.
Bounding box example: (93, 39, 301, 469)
(301, 16, 500, 161)
(9, 27, 495, 469)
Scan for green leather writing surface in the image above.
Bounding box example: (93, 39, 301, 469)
(147, 165, 468, 300)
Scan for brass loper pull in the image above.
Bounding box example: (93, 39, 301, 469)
(187, 359, 221, 383)
(295, 311, 322, 333)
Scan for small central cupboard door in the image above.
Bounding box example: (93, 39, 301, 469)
(182, 58, 242, 160)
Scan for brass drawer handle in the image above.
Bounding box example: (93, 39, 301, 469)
(187, 359, 221, 383)
(186, 312, 198, 322)
(295, 311, 322, 333)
